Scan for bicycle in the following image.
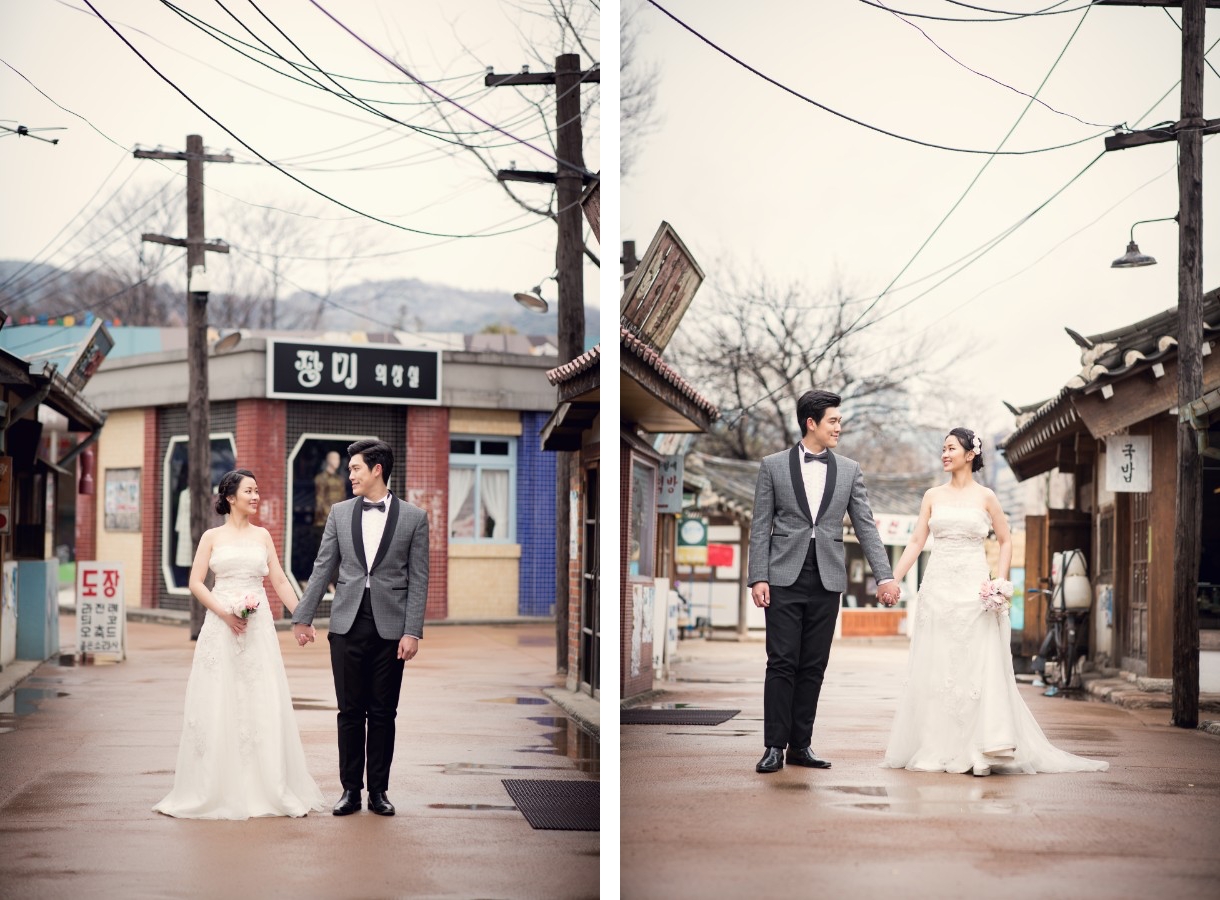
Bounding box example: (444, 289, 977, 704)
(1027, 586, 1090, 696)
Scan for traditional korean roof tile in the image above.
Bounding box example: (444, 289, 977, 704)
(620, 327, 719, 420)
(546, 343, 600, 385)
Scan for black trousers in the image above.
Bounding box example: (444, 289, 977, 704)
(763, 543, 839, 750)
(328, 589, 405, 792)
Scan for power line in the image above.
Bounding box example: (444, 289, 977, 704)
(646, 1, 1111, 155)
(80, 0, 578, 240)
(876, 0, 1117, 129)
(856, 0, 1097, 24)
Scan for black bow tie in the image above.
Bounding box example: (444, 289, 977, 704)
(362, 500, 386, 513)
(804, 450, 829, 463)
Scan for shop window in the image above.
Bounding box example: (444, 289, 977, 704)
(286, 435, 365, 592)
(162, 435, 237, 593)
(628, 458, 657, 578)
(449, 435, 517, 542)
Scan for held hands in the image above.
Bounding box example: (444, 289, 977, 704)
(751, 582, 771, 608)
(292, 623, 316, 647)
(876, 583, 901, 608)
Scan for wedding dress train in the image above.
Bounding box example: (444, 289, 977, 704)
(154, 542, 326, 818)
(882, 506, 1108, 775)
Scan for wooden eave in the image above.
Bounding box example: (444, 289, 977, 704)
(620, 351, 714, 434)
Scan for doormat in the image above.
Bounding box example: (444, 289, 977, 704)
(621, 708, 741, 725)
(502, 778, 599, 831)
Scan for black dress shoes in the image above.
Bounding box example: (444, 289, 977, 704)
(786, 747, 832, 769)
(333, 789, 362, 816)
(756, 747, 785, 773)
(367, 791, 395, 816)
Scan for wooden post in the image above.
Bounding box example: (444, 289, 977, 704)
(1172, 0, 1204, 729)
(737, 522, 750, 639)
(135, 136, 231, 640)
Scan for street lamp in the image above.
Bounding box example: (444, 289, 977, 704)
(1110, 215, 1177, 268)
(513, 273, 557, 314)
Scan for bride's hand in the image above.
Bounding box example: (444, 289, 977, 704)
(221, 611, 248, 636)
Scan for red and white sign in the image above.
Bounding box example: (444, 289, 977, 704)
(77, 561, 126, 658)
(707, 543, 734, 568)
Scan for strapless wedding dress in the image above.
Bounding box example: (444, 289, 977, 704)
(882, 507, 1108, 775)
(154, 542, 326, 818)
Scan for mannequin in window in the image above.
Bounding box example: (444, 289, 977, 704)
(314, 451, 346, 592)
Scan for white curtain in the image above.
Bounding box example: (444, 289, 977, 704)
(448, 467, 476, 539)
(480, 469, 510, 539)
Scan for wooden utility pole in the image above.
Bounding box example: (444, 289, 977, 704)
(487, 56, 598, 674)
(135, 135, 232, 640)
(1101, 0, 1206, 727)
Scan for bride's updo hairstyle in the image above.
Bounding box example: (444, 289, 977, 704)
(215, 469, 256, 515)
(947, 427, 985, 472)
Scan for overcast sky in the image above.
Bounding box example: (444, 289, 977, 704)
(1, 0, 600, 318)
(622, 0, 1218, 440)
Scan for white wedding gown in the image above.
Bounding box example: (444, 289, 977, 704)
(883, 506, 1109, 775)
(154, 543, 326, 818)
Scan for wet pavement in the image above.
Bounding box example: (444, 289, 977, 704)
(0, 616, 598, 899)
(622, 636, 1220, 899)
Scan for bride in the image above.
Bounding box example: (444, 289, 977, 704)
(154, 469, 326, 818)
(882, 428, 1108, 776)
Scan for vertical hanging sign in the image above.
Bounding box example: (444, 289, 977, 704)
(1105, 435, 1151, 492)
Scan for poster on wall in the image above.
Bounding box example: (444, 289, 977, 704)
(104, 468, 141, 532)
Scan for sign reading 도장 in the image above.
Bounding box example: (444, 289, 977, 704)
(77, 562, 126, 658)
(266, 339, 441, 405)
(1105, 435, 1151, 493)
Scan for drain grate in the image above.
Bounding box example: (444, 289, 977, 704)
(502, 779, 599, 831)
(621, 708, 741, 726)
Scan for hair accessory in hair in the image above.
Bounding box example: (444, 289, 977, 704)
(972, 435, 982, 454)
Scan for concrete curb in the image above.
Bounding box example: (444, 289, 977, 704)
(1081, 670, 1220, 714)
(541, 687, 600, 738)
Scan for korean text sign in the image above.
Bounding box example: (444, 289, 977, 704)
(266, 339, 441, 405)
(1104, 434, 1151, 493)
(77, 562, 125, 657)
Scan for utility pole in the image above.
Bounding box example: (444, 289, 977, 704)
(135, 135, 232, 640)
(487, 55, 598, 674)
(1101, 0, 1207, 727)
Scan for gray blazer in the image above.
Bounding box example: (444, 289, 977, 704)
(747, 445, 893, 593)
(293, 494, 430, 640)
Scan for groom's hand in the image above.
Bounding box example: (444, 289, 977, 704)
(292, 623, 316, 647)
(397, 636, 419, 661)
(751, 582, 770, 608)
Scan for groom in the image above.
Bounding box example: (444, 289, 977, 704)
(748, 390, 898, 774)
(293, 438, 429, 816)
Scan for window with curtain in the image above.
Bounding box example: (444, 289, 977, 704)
(449, 435, 517, 542)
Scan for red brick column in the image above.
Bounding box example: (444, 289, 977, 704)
(141, 408, 159, 608)
(405, 407, 449, 621)
(74, 448, 97, 563)
(235, 399, 288, 617)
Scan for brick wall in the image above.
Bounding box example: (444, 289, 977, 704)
(406, 406, 449, 620)
(236, 399, 288, 617)
(74, 449, 97, 562)
(517, 411, 556, 617)
(141, 408, 158, 608)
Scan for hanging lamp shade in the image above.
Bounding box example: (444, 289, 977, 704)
(1111, 240, 1157, 268)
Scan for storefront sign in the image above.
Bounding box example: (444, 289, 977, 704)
(77, 561, 125, 658)
(676, 515, 708, 566)
(1105, 434, 1151, 492)
(656, 455, 684, 514)
(707, 543, 734, 567)
(267, 339, 441, 405)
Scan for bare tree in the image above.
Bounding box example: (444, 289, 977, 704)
(670, 266, 951, 469)
(621, 0, 661, 178)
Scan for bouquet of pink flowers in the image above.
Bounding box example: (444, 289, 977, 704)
(979, 577, 1014, 613)
(231, 592, 261, 619)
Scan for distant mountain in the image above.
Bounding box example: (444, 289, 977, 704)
(0, 260, 599, 342)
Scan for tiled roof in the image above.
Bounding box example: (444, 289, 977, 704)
(620, 327, 719, 420)
(546, 343, 600, 385)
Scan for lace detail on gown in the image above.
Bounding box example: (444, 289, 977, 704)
(153, 542, 326, 818)
(882, 507, 1108, 775)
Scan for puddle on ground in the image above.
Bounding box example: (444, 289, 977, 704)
(665, 731, 754, 737)
(481, 696, 550, 705)
(443, 762, 565, 775)
(771, 781, 812, 792)
(291, 697, 336, 711)
(829, 785, 888, 797)
(520, 715, 600, 776)
(0, 688, 70, 735)
(427, 803, 518, 811)
(827, 784, 1030, 815)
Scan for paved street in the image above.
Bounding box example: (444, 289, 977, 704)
(0, 617, 598, 900)
(622, 636, 1220, 900)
